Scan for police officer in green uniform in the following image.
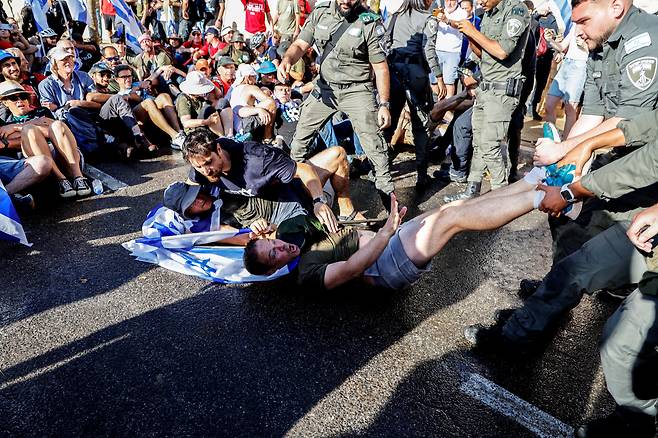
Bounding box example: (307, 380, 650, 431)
(443, 0, 530, 202)
(384, 0, 446, 192)
(277, 0, 395, 209)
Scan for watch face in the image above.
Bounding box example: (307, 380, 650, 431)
(560, 188, 574, 202)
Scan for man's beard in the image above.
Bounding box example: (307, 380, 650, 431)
(338, 2, 360, 19)
(589, 25, 615, 51)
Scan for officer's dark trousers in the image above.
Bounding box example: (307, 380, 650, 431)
(384, 62, 432, 177)
(532, 53, 553, 116)
(447, 106, 473, 179)
(601, 289, 658, 416)
(502, 222, 647, 344)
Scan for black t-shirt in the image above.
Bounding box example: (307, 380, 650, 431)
(189, 139, 307, 202)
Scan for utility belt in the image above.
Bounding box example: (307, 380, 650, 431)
(317, 76, 368, 90)
(479, 77, 525, 98)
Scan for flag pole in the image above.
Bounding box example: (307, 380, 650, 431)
(58, 0, 72, 35)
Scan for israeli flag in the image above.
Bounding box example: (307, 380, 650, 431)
(64, 0, 88, 23)
(29, 0, 51, 32)
(123, 204, 296, 284)
(110, 0, 145, 54)
(0, 181, 31, 247)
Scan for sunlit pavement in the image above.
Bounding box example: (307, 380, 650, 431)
(0, 119, 616, 437)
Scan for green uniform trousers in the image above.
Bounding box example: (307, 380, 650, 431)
(467, 88, 518, 189)
(290, 81, 394, 194)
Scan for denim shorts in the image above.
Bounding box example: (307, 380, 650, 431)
(0, 157, 26, 185)
(434, 50, 461, 85)
(548, 58, 587, 103)
(364, 226, 431, 290)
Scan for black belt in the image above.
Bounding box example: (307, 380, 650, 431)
(479, 81, 507, 91)
(388, 52, 425, 66)
(319, 77, 368, 90)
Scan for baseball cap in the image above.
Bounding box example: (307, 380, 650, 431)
(231, 33, 245, 43)
(235, 63, 257, 82)
(89, 62, 113, 75)
(217, 56, 235, 67)
(49, 46, 74, 61)
(205, 26, 219, 36)
(256, 60, 277, 75)
(195, 58, 211, 72)
(163, 182, 202, 218)
(0, 50, 19, 65)
(220, 26, 233, 37)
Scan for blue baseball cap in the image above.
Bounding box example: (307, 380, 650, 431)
(256, 60, 277, 75)
(0, 50, 19, 64)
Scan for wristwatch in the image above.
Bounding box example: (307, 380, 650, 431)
(378, 101, 391, 109)
(313, 195, 327, 205)
(560, 184, 577, 204)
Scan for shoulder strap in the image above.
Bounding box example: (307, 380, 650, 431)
(319, 19, 353, 67)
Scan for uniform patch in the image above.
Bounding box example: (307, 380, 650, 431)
(375, 24, 385, 36)
(626, 57, 657, 91)
(511, 5, 526, 16)
(506, 18, 523, 37)
(624, 32, 652, 55)
(349, 27, 363, 37)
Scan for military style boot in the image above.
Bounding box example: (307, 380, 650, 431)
(415, 165, 432, 194)
(443, 182, 481, 203)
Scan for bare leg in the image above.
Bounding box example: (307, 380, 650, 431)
(563, 102, 580, 139)
(48, 121, 83, 178)
(543, 95, 559, 124)
(220, 107, 233, 137)
(400, 189, 537, 267)
(308, 146, 362, 218)
(256, 100, 277, 141)
(155, 93, 182, 132)
(21, 126, 67, 180)
(136, 98, 179, 139)
(5, 156, 51, 194)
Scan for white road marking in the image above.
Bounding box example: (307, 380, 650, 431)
(460, 372, 574, 438)
(84, 164, 129, 192)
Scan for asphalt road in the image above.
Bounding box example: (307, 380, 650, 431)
(0, 120, 618, 437)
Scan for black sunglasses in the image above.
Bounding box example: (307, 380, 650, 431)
(105, 56, 120, 62)
(191, 31, 201, 36)
(5, 93, 29, 102)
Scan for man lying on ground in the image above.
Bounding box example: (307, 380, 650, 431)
(182, 128, 365, 233)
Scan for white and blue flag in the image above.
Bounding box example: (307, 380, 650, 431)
(29, 0, 51, 32)
(0, 181, 31, 247)
(110, 0, 145, 54)
(123, 204, 296, 284)
(64, 0, 88, 23)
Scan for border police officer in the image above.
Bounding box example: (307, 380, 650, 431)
(443, 0, 530, 202)
(277, 0, 395, 210)
(384, 0, 446, 192)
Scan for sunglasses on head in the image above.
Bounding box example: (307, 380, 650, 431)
(5, 93, 29, 102)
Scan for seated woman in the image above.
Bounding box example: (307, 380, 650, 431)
(0, 81, 90, 198)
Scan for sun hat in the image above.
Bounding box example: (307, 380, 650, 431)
(163, 182, 201, 218)
(179, 70, 216, 95)
(256, 60, 277, 75)
(138, 33, 152, 44)
(0, 80, 28, 98)
(231, 33, 245, 43)
(220, 26, 232, 37)
(234, 63, 257, 85)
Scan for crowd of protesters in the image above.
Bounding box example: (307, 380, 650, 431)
(3, 0, 658, 436)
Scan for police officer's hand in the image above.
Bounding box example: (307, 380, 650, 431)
(380, 193, 407, 238)
(378, 106, 391, 129)
(314, 202, 339, 233)
(627, 204, 658, 253)
(557, 141, 593, 177)
(277, 59, 291, 83)
(435, 77, 447, 100)
(533, 137, 565, 166)
(453, 19, 476, 36)
(536, 184, 568, 217)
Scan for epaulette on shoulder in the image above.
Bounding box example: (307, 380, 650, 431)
(314, 0, 331, 8)
(359, 11, 381, 24)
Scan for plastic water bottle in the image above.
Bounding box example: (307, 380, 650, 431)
(92, 179, 103, 195)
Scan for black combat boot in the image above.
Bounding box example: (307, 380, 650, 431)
(443, 181, 481, 203)
(415, 165, 432, 194)
(576, 407, 656, 438)
(378, 190, 392, 213)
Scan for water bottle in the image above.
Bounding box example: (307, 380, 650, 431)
(92, 179, 104, 195)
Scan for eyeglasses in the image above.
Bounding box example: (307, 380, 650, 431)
(191, 32, 201, 36)
(105, 56, 120, 62)
(117, 74, 132, 79)
(5, 93, 29, 102)
(99, 72, 112, 78)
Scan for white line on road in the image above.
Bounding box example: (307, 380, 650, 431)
(460, 372, 574, 438)
(84, 164, 129, 192)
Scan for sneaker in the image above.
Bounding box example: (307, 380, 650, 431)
(72, 176, 91, 197)
(10, 193, 35, 213)
(171, 131, 186, 150)
(443, 182, 481, 203)
(519, 279, 542, 299)
(434, 168, 468, 183)
(58, 179, 76, 198)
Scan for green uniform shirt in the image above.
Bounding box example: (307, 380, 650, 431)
(581, 6, 658, 119)
(478, 0, 530, 83)
(297, 0, 386, 85)
(175, 93, 204, 133)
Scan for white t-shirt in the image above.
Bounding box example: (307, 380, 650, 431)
(564, 25, 588, 61)
(435, 7, 468, 53)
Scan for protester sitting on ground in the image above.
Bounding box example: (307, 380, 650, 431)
(0, 153, 49, 211)
(0, 49, 44, 110)
(217, 26, 233, 52)
(229, 63, 276, 142)
(179, 27, 205, 65)
(249, 32, 270, 64)
(256, 60, 278, 91)
(218, 32, 252, 65)
(183, 129, 366, 233)
(131, 33, 186, 96)
(215, 56, 236, 97)
(176, 71, 232, 137)
(0, 81, 90, 198)
(196, 27, 223, 61)
(164, 33, 186, 67)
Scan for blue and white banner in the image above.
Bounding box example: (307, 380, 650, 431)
(64, 0, 88, 23)
(0, 181, 31, 247)
(109, 0, 145, 54)
(123, 204, 296, 284)
(29, 0, 51, 32)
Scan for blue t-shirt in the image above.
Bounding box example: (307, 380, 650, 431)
(190, 139, 301, 201)
(38, 70, 96, 109)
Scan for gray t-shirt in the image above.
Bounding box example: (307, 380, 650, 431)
(275, 0, 299, 36)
